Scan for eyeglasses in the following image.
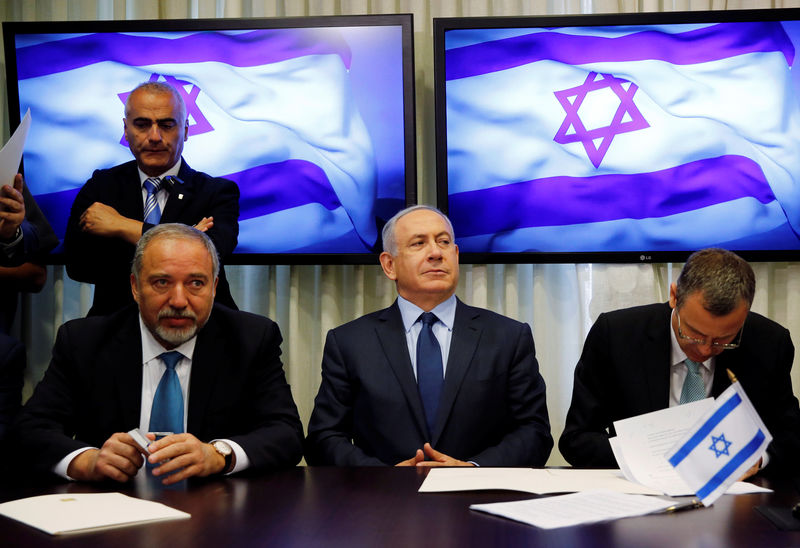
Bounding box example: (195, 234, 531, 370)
(675, 309, 744, 349)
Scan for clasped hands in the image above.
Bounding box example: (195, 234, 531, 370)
(395, 442, 475, 467)
(67, 431, 227, 485)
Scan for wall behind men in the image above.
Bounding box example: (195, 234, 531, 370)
(3, 0, 800, 466)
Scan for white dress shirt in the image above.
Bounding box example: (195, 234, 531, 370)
(397, 294, 457, 378)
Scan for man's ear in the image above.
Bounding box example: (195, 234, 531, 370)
(379, 252, 397, 281)
(668, 282, 678, 309)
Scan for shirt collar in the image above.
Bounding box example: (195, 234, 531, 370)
(139, 313, 197, 364)
(397, 294, 457, 333)
(137, 158, 182, 185)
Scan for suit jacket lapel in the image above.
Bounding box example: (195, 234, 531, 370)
(186, 312, 223, 433)
(375, 302, 429, 439)
(161, 159, 195, 222)
(645, 303, 673, 411)
(109, 310, 144, 428)
(122, 162, 146, 221)
(431, 299, 480, 444)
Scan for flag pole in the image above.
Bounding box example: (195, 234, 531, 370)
(726, 368, 738, 384)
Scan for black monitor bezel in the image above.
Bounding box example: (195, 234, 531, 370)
(3, 13, 417, 266)
(433, 8, 800, 264)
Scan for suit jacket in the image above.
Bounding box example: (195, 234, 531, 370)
(64, 159, 239, 316)
(1, 183, 58, 333)
(0, 333, 25, 444)
(305, 299, 553, 466)
(13, 304, 303, 476)
(559, 302, 800, 474)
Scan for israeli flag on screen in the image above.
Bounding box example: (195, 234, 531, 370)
(666, 382, 771, 507)
(16, 29, 377, 252)
(444, 22, 800, 252)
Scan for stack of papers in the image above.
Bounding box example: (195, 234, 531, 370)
(0, 492, 190, 535)
(470, 489, 675, 529)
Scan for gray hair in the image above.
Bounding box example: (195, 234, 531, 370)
(131, 223, 220, 283)
(125, 81, 187, 123)
(675, 248, 755, 315)
(381, 205, 455, 255)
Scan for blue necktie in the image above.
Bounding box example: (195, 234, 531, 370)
(143, 177, 162, 225)
(680, 359, 706, 404)
(149, 351, 184, 434)
(417, 312, 443, 436)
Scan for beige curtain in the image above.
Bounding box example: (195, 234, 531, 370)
(3, 0, 800, 465)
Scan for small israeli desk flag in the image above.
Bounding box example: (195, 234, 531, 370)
(666, 371, 771, 506)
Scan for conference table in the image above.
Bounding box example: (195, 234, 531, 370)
(1, 467, 798, 547)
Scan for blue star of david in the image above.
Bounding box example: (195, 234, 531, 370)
(553, 71, 650, 168)
(118, 74, 214, 147)
(709, 433, 733, 458)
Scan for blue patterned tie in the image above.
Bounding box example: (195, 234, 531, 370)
(143, 177, 162, 225)
(417, 312, 444, 436)
(149, 351, 184, 434)
(680, 359, 706, 404)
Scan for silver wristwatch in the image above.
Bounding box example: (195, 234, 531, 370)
(211, 440, 233, 474)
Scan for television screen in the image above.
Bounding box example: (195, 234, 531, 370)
(434, 9, 800, 263)
(4, 14, 416, 263)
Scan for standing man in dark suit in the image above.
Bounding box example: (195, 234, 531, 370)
(14, 223, 303, 483)
(65, 81, 239, 316)
(0, 174, 58, 444)
(559, 248, 800, 477)
(306, 205, 552, 467)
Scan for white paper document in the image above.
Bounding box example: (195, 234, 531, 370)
(610, 400, 771, 497)
(611, 399, 714, 495)
(470, 489, 674, 529)
(419, 467, 660, 495)
(0, 492, 190, 535)
(0, 108, 30, 188)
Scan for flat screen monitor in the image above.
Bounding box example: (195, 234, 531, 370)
(434, 9, 800, 263)
(4, 14, 416, 264)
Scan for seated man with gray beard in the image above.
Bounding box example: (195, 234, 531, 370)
(13, 223, 303, 483)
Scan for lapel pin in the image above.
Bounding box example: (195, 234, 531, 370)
(178, 193, 184, 200)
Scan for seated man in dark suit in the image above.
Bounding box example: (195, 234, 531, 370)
(15, 223, 303, 483)
(306, 205, 552, 467)
(559, 248, 800, 477)
(64, 81, 239, 316)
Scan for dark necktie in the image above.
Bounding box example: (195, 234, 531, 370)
(143, 177, 163, 225)
(417, 312, 443, 436)
(679, 358, 706, 404)
(149, 351, 184, 434)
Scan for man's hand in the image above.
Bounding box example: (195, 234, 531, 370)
(738, 458, 762, 481)
(395, 449, 425, 466)
(414, 443, 475, 467)
(66, 432, 147, 482)
(0, 174, 25, 241)
(79, 202, 143, 244)
(146, 433, 226, 485)
(194, 216, 214, 232)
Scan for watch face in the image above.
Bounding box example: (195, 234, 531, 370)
(213, 441, 232, 456)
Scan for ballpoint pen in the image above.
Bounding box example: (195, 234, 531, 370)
(664, 498, 704, 513)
